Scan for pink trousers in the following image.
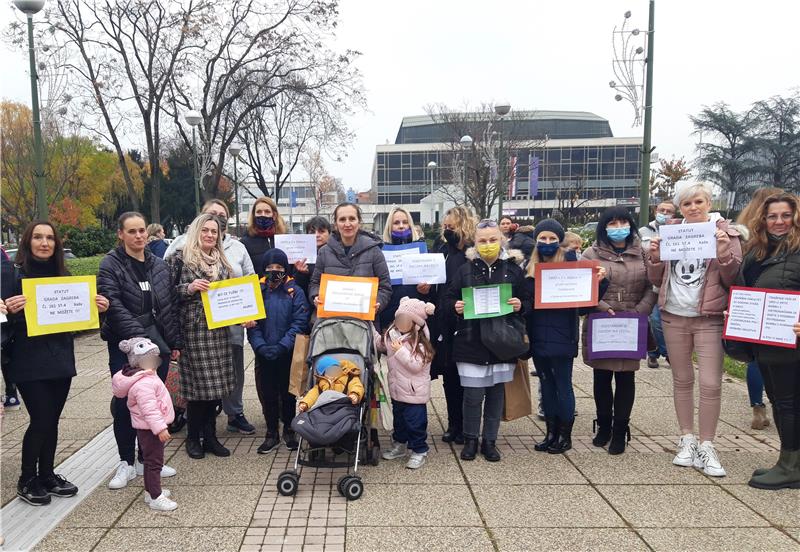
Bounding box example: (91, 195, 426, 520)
(660, 310, 725, 442)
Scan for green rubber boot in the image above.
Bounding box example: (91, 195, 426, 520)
(748, 450, 800, 490)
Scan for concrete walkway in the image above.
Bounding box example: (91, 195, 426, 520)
(1, 333, 798, 552)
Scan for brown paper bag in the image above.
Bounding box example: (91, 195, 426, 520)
(503, 359, 532, 421)
(289, 334, 310, 397)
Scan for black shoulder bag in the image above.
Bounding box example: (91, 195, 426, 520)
(477, 262, 529, 361)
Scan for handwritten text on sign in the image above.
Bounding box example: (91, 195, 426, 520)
(724, 286, 800, 348)
(540, 267, 593, 303)
(36, 283, 91, 325)
(207, 284, 259, 323)
(658, 222, 717, 261)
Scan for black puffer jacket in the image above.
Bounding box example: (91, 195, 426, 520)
(509, 226, 535, 259)
(1, 262, 77, 383)
(309, 231, 392, 312)
(240, 234, 274, 276)
(740, 248, 800, 366)
(443, 248, 530, 365)
(97, 247, 183, 349)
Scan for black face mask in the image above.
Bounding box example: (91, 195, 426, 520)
(443, 229, 460, 246)
(266, 270, 285, 284)
(215, 215, 227, 233)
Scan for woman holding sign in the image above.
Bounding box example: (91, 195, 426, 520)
(309, 203, 392, 317)
(581, 207, 657, 455)
(739, 192, 800, 490)
(168, 214, 236, 460)
(1, 221, 109, 505)
(379, 207, 426, 330)
(240, 197, 287, 276)
(647, 182, 743, 477)
(524, 219, 608, 455)
(445, 219, 529, 463)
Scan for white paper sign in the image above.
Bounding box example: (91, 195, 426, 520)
(473, 286, 501, 315)
(724, 289, 766, 341)
(0, 312, 6, 324)
(540, 268, 594, 303)
(382, 243, 426, 284)
(206, 283, 260, 323)
(659, 222, 717, 261)
(725, 288, 800, 346)
(591, 317, 640, 352)
(401, 253, 446, 285)
(275, 234, 317, 265)
(36, 282, 91, 326)
(323, 279, 374, 314)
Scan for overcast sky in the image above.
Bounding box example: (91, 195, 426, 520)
(2, 0, 798, 193)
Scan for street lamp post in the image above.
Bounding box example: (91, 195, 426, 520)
(460, 135, 473, 205)
(639, 0, 656, 228)
(228, 142, 244, 236)
(184, 110, 203, 214)
(427, 161, 437, 224)
(14, 0, 47, 220)
(493, 101, 512, 220)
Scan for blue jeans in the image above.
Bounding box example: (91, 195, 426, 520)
(747, 361, 765, 407)
(649, 305, 668, 359)
(533, 356, 575, 422)
(392, 401, 429, 453)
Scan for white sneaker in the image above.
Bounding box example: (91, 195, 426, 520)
(406, 452, 427, 469)
(143, 489, 171, 504)
(694, 441, 726, 477)
(382, 441, 408, 460)
(672, 434, 698, 467)
(108, 461, 136, 489)
(135, 460, 177, 478)
(147, 492, 177, 511)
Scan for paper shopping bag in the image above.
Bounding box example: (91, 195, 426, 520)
(289, 334, 310, 397)
(502, 359, 532, 421)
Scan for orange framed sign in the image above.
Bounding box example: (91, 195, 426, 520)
(317, 274, 379, 321)
(534, 261, 599, 309)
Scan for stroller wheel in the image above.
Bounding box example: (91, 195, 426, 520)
(336, 475, 350, 497)
(277, 471, 299, 497)
(343, 476, 364, 501)
(369, 445, 381, 466)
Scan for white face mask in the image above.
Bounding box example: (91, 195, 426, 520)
(655, 213, 671, 225)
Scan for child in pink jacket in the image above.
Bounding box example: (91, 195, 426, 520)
(112, 338, 176, 511)
(376, 297, 435, 469)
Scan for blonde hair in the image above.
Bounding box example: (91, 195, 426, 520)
(146, 223, 163, 241)
(202, 198, 230, 218)
(737, 187, 784, 230)
(183, 213, 233, 278)
(526, 246, 567, 277)
(563, 231, 582, 247)
(441, 206, 476, 249)
(674, 181, 713, 208)
(382, 207, 421, 243)
(745, 193, 800, 261)
(247, 197, 287, 236)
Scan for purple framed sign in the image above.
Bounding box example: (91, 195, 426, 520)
(586, 312, 649, 360)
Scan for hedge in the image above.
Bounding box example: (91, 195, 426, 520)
(61, 226, 117, 258)
(66, 255, 103, 276)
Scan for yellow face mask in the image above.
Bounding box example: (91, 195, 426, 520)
(477, 242, 501, 260)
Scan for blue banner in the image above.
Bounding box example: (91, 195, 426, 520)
(529, 154, 540, 198)
(381, 242, 428, 285)
(290, 191, 298, 208)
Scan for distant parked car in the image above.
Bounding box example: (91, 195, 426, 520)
(5, 248, 76, 260)
(579, 222, 598, 233)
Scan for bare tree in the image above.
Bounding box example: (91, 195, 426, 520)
(166, 0, 363, 205)
(425, 103, 545, 219)
(552, 171, 598, 226)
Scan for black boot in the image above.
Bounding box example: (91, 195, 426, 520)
(460, 437, 479, 460)
(608, 419, 631, 455)
(203, 419, 231, 457)
(534, 418, 559, 452)
(442, 426, 465, 445)
(548, 419, 574, 454)
(168, 408, 187, 433)
(185, 438, 205, 459)
(480, 439, 501, 462)
(592, 417, 612, 447)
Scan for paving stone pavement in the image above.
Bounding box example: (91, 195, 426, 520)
(1, 332, 798, 552)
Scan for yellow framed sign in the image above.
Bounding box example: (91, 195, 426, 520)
(22, 275, 100, 336)
(200, 274, 266, 330)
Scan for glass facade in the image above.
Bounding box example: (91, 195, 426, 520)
(374, 144, 642, 205)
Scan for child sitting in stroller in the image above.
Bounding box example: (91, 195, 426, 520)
(298, 356, 364, 412)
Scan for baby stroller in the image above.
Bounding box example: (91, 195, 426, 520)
(277, 317, 380, 501)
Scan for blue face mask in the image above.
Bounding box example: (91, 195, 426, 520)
(607, 227, 631, 243)
(536, 242, 560, 257)
(655, 213, 670, 225)
(390, 228, 412, 245)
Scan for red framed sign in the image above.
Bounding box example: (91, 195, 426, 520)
(723, 286, 800, 349)
(534, 261, 600, 310)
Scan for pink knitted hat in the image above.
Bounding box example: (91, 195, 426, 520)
(395, 296, 435, 328)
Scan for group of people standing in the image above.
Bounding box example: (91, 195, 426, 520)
(2, 183, 800, 511)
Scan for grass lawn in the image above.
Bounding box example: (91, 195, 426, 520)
(66, 255, 103, 276)
(724, 355, 747, 380)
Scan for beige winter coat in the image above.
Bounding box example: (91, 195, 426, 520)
(580, 239, 657, 372)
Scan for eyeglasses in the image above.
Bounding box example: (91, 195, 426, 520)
(476, 219, 498, 229)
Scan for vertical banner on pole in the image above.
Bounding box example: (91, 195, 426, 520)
(290, 191, 298, 208)
(529, 154, 540, 198)
(507, 155, 517, 199)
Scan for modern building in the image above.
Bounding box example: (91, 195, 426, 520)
(371, 110, 644, 227)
